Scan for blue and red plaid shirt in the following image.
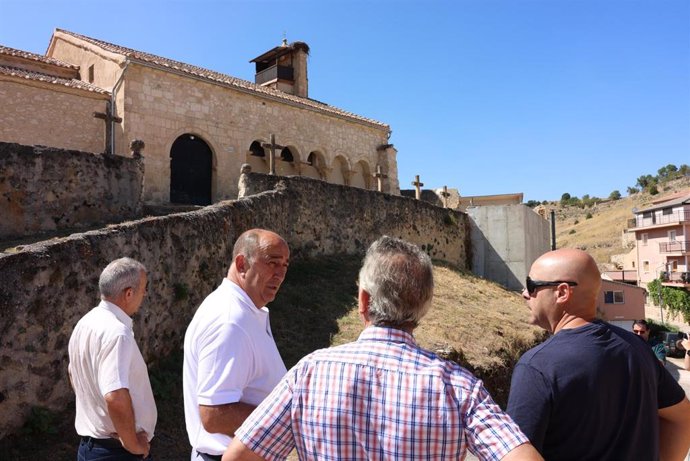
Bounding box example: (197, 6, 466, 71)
(236, 326, 528, 460)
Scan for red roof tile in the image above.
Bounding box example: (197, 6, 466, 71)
(55, 29, 389, 129)
(0, 44, 79, 70)
(0, 65, 110, 95)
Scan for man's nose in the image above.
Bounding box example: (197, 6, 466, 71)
(521, 288, 530, 300)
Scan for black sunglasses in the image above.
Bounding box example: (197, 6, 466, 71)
(525, 276, 578, 295)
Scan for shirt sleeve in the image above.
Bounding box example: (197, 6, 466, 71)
(463, 378, 530, 461)
(196, 320, 255, 406)
(506, 362, 551, 452)
(235, 368, 296, 461)
(652, 343, 667, 362)
(98, 334, 134, 395)
(656, 356, 686, 409)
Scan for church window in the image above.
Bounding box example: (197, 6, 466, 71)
(88, 65, 94, 83)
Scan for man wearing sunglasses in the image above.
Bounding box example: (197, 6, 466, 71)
(507, 248, 690, 461)
(632, 319, 666, 364)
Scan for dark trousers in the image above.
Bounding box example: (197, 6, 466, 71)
(196, 452, 222, 461)
(78, 437, 153, 461)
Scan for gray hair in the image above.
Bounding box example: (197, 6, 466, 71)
(358, 236, 434, 328)
(99, 257, 146, 299)
(232, 230, 262, 266)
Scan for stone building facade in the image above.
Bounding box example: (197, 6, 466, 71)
(0, 45, 110, 153)
(0, 30, 399, 205)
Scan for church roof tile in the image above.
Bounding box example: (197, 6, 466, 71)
(0, 45, 79, 70)
(56, 29, 389, 129)
(0, 65, 110, 95)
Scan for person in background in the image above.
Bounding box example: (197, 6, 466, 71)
(69, 257, 156, 460)
(632, 319, 666, 364)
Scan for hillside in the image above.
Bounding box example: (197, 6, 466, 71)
(1, 255, 544, 460)
(551, 177, 690, 267)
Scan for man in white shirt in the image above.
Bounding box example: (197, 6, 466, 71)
(183, 229, 290, 461)
(69, 257, 157, 460)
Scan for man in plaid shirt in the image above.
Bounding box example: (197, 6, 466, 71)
(223, 236, 542, 461)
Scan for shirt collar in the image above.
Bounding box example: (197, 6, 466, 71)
(357, 326, 417, 347)
(223, 278, 268, 312)
(98, 299, 133, 329)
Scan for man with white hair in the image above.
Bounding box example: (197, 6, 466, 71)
(223, 236, 543, 461)
(69, 257, 156, 460)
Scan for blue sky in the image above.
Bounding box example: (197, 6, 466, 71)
(1, 0, 688, 202)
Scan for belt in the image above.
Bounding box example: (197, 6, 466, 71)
(197, 451, 223, 461)
(80, 436, 123, 450)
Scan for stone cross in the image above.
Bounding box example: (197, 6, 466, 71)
(261, 134, 284, 175)
(93, 101, 122, 155)
(412, 175, 424, 200)
(373, 165, 388, 192)
(440, 185, 451, 208)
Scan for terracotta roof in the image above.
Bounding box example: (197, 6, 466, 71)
(0, 44, 79, 70)
(0, 65, 110, 95)
(638, 191, 690, 213)
(55, 29, 389, 129)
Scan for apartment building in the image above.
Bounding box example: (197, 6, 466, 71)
(628, 192, 690, 289)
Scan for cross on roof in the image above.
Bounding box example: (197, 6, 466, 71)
(440, 185, 451, 208)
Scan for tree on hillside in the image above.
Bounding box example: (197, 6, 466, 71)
(657, 164, 678, 180)
(627, 186, 639, 195)
(609, 190, 621, 200)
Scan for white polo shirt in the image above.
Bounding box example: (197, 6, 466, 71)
(68, 300, 157, 440)
(183, 279, 287, 456)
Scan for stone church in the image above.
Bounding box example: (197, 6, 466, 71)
(0, 29, 399, 205)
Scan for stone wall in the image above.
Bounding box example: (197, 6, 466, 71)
(0, 172, 467, 438)
(0, 142, 143, 240)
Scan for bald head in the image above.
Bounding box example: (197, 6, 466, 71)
(530, 248, 601, 318)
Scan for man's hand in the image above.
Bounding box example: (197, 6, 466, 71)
(105, 388, 149, 456)
(119, 430, 150, 457)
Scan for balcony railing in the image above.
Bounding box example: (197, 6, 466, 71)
(660, 271, 690, 284)
(602, 270, 638, 282)
(628, 210, 690, 229)
(255, 65, 294, 85)
(659, 240, 690, 253)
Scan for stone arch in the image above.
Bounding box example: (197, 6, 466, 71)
(245, 139, 269, 174)
(170, 133, 213, 205)
(303, 150, 326, 180)
(351, 159, 372, 190)
(276, 145, 299, 176)
(328, 155, 350, 185)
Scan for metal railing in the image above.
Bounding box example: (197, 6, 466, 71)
(660, 271, 690, 283)
(659, 240, 690, 253)
(628, 210, 689, 228)
(602, 270, 638, 282)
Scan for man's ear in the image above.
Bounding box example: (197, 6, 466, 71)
(555, 283, 572, 304)
(235, 254, 248, 275)
(358, 289, 370, 318)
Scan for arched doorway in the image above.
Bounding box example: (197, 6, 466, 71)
(170, 134, 212, 205)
